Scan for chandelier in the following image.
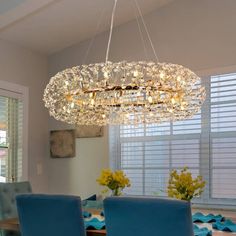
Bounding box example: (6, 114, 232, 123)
(43, 0, 206, 126)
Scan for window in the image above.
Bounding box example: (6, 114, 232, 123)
(0, 81, 28, 183)
(109, 72, 236, 207)
(210, 74, 236, 200)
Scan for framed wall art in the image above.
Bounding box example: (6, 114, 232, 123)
(50, 129, 75, 158)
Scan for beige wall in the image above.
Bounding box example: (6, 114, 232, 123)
(48, 0, 236, 197)
(0, 39, 49, 192)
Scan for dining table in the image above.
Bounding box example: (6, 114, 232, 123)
(0, 218, 236, 236)
(0, 208, 235, 236)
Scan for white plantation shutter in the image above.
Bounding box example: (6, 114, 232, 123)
(0, 97, 8, 182)
(210, 74, 236, 200)
(110, 112, 203, 198)
(109, 73, 236, 207)
(0, 91, 23, 182)
(17, 101, 23, 180)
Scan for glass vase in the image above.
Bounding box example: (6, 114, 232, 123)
(111, 188, 120, 196)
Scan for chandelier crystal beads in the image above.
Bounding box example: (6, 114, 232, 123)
(43, 61, 206, 126)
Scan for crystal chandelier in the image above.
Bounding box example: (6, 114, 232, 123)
(43, 0, 206, 126)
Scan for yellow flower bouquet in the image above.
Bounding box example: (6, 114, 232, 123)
(167, 167, 205, 201)
(97, 169, 131, 196)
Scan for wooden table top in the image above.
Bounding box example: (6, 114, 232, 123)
(0, 218, 106, 236)
(0, 218, 19, 232)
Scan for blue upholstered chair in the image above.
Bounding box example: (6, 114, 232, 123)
(16, 194, 86, 236)
(104, 197, 194, 236)
(0, 181, 32, 236)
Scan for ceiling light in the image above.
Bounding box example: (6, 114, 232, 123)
(43, 0, 206, 126)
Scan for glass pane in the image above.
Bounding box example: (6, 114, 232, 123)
(146, 122, 170, 136)
(145, 169, 169, 196)
(121, 142, 143, 168)
(123, 169, 143, 195)
(120, 124, 144, 137)
(212, 169, 236, 199)
(173, 113, 201, 134)
(0, 147, 7, 182)
(211, 103, 236, 132)
(212, 137, 236, 168)
(145, 141, 170, 168)
(0, 96, 23, 182)
(171, 139, 200, 168)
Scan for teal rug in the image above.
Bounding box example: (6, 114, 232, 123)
(192, 212, 224, 223)
(83, 210, 234, 234)
(84, 218, 105, 230)
(213, 219, 236, 232)
(84, 219, 213, 235)
(83, 211, 92, 218)
(194, 224, 212, 236)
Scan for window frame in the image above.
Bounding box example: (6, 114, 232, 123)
(0, 80, 29, 181)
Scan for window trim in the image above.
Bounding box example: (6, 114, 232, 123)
(0, 80, 29, 181)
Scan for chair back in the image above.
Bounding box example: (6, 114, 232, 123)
(16, 194, 86, 236)
(0, 181, 31, 236)
(104, 197, 194, 236)
(0, 181, 32, 220)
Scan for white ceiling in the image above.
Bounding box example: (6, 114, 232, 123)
(0, 0, 175, 55)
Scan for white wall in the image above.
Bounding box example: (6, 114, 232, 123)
(50, 0, 236, 71)
(0, 39, 49, 192)
(48, 119, 108, 199)
(48, 0, 236, 197)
